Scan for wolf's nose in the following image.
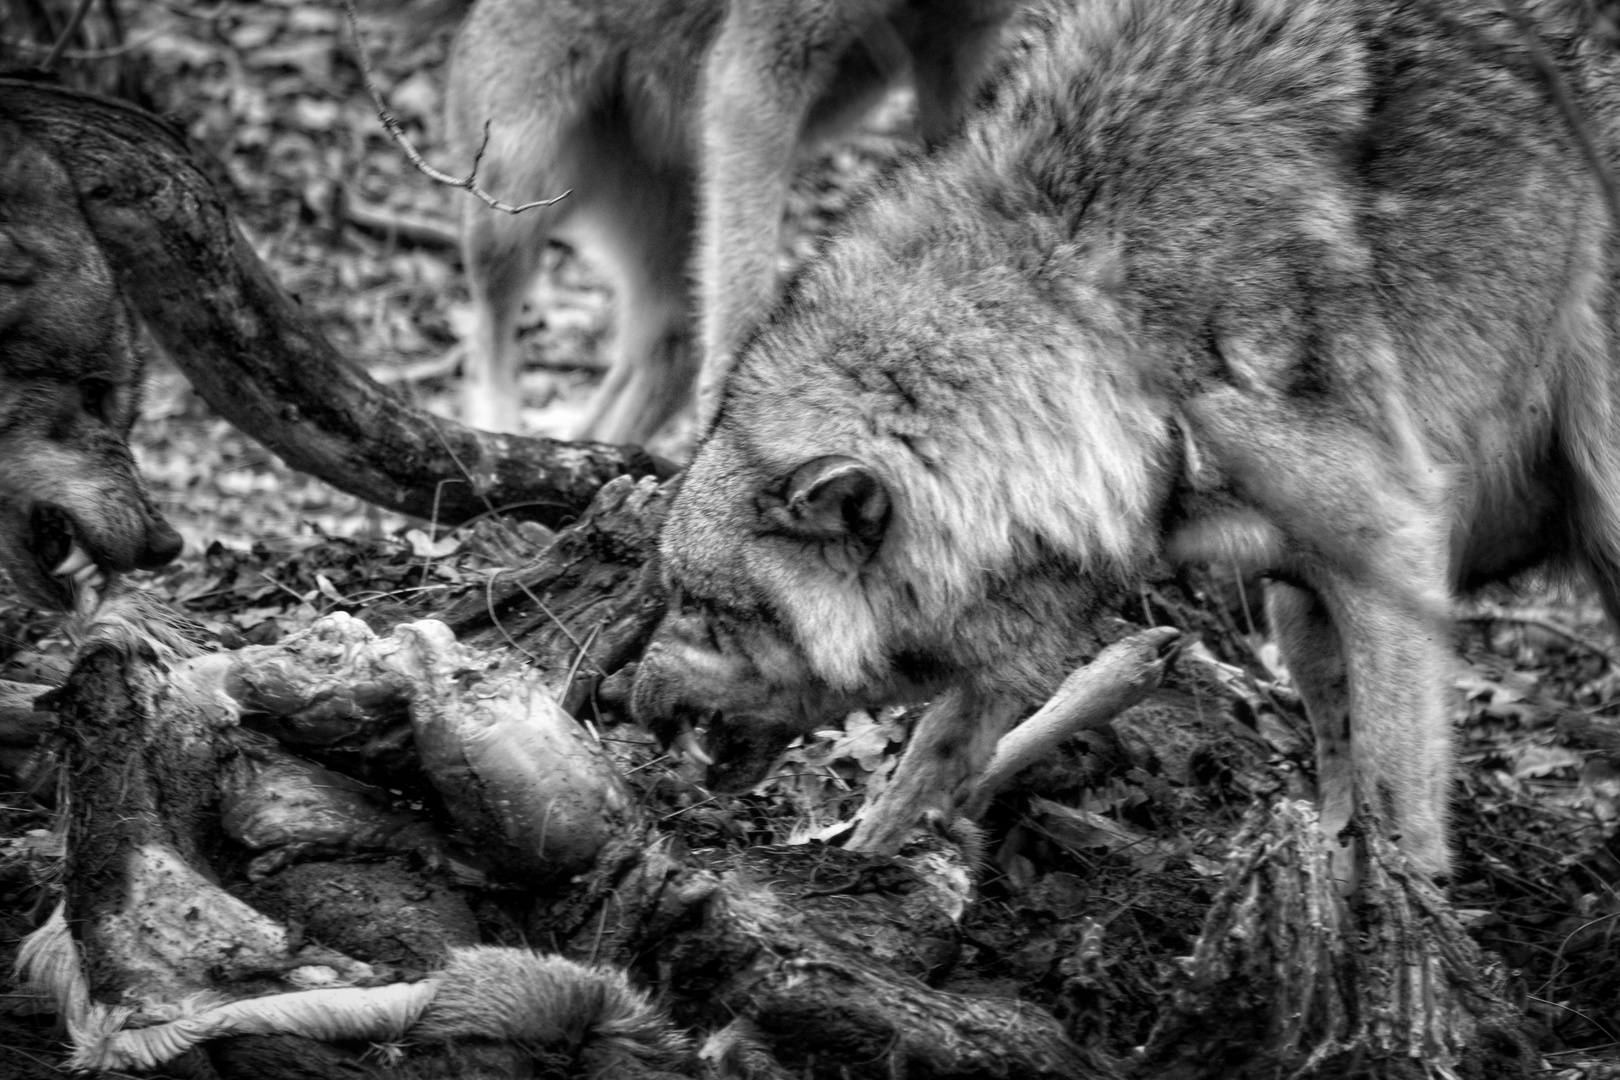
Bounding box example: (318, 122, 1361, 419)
(136, 517, 183, 570)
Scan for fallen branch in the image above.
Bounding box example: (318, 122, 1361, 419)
(0, 83, 666, 529)
(341, 0, 569, 216)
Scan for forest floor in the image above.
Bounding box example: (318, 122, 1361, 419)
(4, 2, 1620, 1077)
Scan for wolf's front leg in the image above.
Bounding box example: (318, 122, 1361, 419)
(1323, 574, 1455, 882)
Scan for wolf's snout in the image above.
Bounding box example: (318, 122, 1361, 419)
(136, 516, 183, 571)
(15, 499, 184, 612)
(627, 651, 687, 744)
(32, 501, 183, 575)
(629, 649, 721, 761)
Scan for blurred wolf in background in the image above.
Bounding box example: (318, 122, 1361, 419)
(0, 126, 182, 615)
(445, 0, 1025, 443)
(632, 0, 1620, 883)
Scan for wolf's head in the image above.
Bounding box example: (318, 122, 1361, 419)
(631, 159, 1163, 789)
(630, 449, 907, 791)
(0, 134, 182, 612)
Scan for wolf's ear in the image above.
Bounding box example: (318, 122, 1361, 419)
(760, 455, 890, 559)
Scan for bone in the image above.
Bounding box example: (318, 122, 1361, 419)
(51, 544, 92, 578)
(962, 626, 1181, 820)
(679, 726, 714, 767)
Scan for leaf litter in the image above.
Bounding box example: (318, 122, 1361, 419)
(3, 2, 1620, 1075)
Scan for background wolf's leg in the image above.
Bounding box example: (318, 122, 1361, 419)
(460, 187, 556, 434)
(565, 138, 697, 446)
(847, 689, 1022, 855)
(694, 0, 854, 427)
(1267, 582, 1358, 887)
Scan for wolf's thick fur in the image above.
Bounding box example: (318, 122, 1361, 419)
(631, 0, 1620, 877)
(445, 0, 1020, 441)
(0, 127, 181, 612)
(416, 947, 687, 1062)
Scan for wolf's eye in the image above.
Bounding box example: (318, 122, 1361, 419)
(80, 378, 114, 421)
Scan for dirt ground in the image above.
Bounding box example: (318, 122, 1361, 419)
(5, 2, 1620, 1077)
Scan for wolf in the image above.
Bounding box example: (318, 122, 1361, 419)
(0, 126, 183, 614)
(631, 0, 1620, 880)
(445, 0, 1023, 442)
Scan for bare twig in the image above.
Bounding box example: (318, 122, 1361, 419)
(1458, 602, 1620, 670)
(38, 0, 97, 72)
(340, 0, 568, 215)
(562, 623, 604, 709)
(484, 571, 543, 665)
(5, 25, 159, 61)
(512, 578, 605, 678)
(962, 626, 1181, 820)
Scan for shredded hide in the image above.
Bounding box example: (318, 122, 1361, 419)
(15, 903, 683, 1073)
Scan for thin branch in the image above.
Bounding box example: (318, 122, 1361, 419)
(1457, 602, 1620, 670)
(39, 0, 97, 72)
(485, 571, 543, 666)
(340, 0, 568, 215)
(5, 25, 161, 61)
(562, 622, 604, 701)
(511, 577, 605, 678)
